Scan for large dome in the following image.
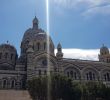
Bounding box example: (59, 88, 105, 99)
(0, 44, 18, 70)
(21, 17, 55, 55)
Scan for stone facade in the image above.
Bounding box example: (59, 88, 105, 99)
(0, 16, 110, 89)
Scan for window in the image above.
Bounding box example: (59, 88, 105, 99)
(44, 42, 46, 50)
(104, 73, 110, 81)
(86, 72, 95, 80)
(86, 73, 89, 80)
(11, 80, 15, 88)
(89, 72, 92, 80)
(42, 59, 47, 66)
(107, 73, 110, 81)
(3, 79, 7, 88)
(37, 43, 40, 51)
(74, 72, 77, 79)
(93, 73, 95, 80)
(67, 72, 69, 77)
(38, 70, 41, 75)
(33, 45, 34, 50)
(104, 74, 106, 81)
(44, 70, 47, 75)
(0, 53, 1, 59)
(11, 54, 13, 60)
(58, 48, 61, 52)
(70, 71, 73, 78)
(5, 53, 8, 59)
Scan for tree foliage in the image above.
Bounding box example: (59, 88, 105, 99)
(28, 75, 110, 100)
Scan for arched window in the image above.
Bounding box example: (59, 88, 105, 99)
(107, 73, 110, 81)
(11, 54, 13, 60)
(44, 42, 46, 50)
(11, 80, 15, 88)
(86, 72, 95, 80)
(33, 45, 35, 50)
(93, 73, 95, 80)
(89, 72, 92, 80)
(3, 79, 7, 88)
(37, 43, 40, 51)
(86, 73, 89, 80)
(70, 71, 73, 78)
(67, 72, 69, 77)
(104, 74, 106, 81)
(38, 70, 41, 75)
(104, 73, 110, 81)
(0, 53, 2, 59)
(5, 53, 8, 59)
(44, 70, 47, 75)
(74, 72, 77, 79)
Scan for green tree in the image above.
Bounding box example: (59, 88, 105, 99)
(28, 76, 47, 100)
(28, 74, 82, 100)
(51, 74, 81, 100)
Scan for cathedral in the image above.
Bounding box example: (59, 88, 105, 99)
(0, 16, 110, 89)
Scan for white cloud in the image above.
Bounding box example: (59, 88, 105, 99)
(82, 5, 110, 17)
(55, 48, 100, 61)
(52, 0, 110, 8)
(52, 0, 110, 16)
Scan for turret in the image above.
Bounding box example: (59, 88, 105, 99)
(99, 44, 110, 63)
(56, 43, 63, 59)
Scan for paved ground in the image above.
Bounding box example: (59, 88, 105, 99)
(0, 90, 32, 100)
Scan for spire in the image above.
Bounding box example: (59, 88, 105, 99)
(7, 40, 9, 44)
(57, 42, 62, 52)
(33, 16, 39, 29)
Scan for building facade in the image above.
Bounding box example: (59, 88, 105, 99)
(0, 17, 110, 89)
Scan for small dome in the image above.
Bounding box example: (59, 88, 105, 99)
(0, 43, 18, 70)
(0, 44, 17, 53)
(100, 44, 109, 55)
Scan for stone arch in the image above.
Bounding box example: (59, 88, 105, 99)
(37, 42, 40, 51)
(44, 42, 46, 50)
(82, 67, 99, 81)
(101, 68, 110, 81)
(0, 52, 2, 59)
(34, 54, 57, 67)
(63, 64, 81, 80)
(34, 54, 58, 75)
(2, 78, 8, 89)
(10, 78, 16, 89)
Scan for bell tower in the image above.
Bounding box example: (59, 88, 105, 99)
(56, 43, 63, 59)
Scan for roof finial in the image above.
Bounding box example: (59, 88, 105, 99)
(33, 16, 38, 29)
(7, 40, 9, 44)
(102, 44, 104, 47)
(34, 8, 37, 17)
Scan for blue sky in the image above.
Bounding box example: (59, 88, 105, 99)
(0, 0, 110, 60)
